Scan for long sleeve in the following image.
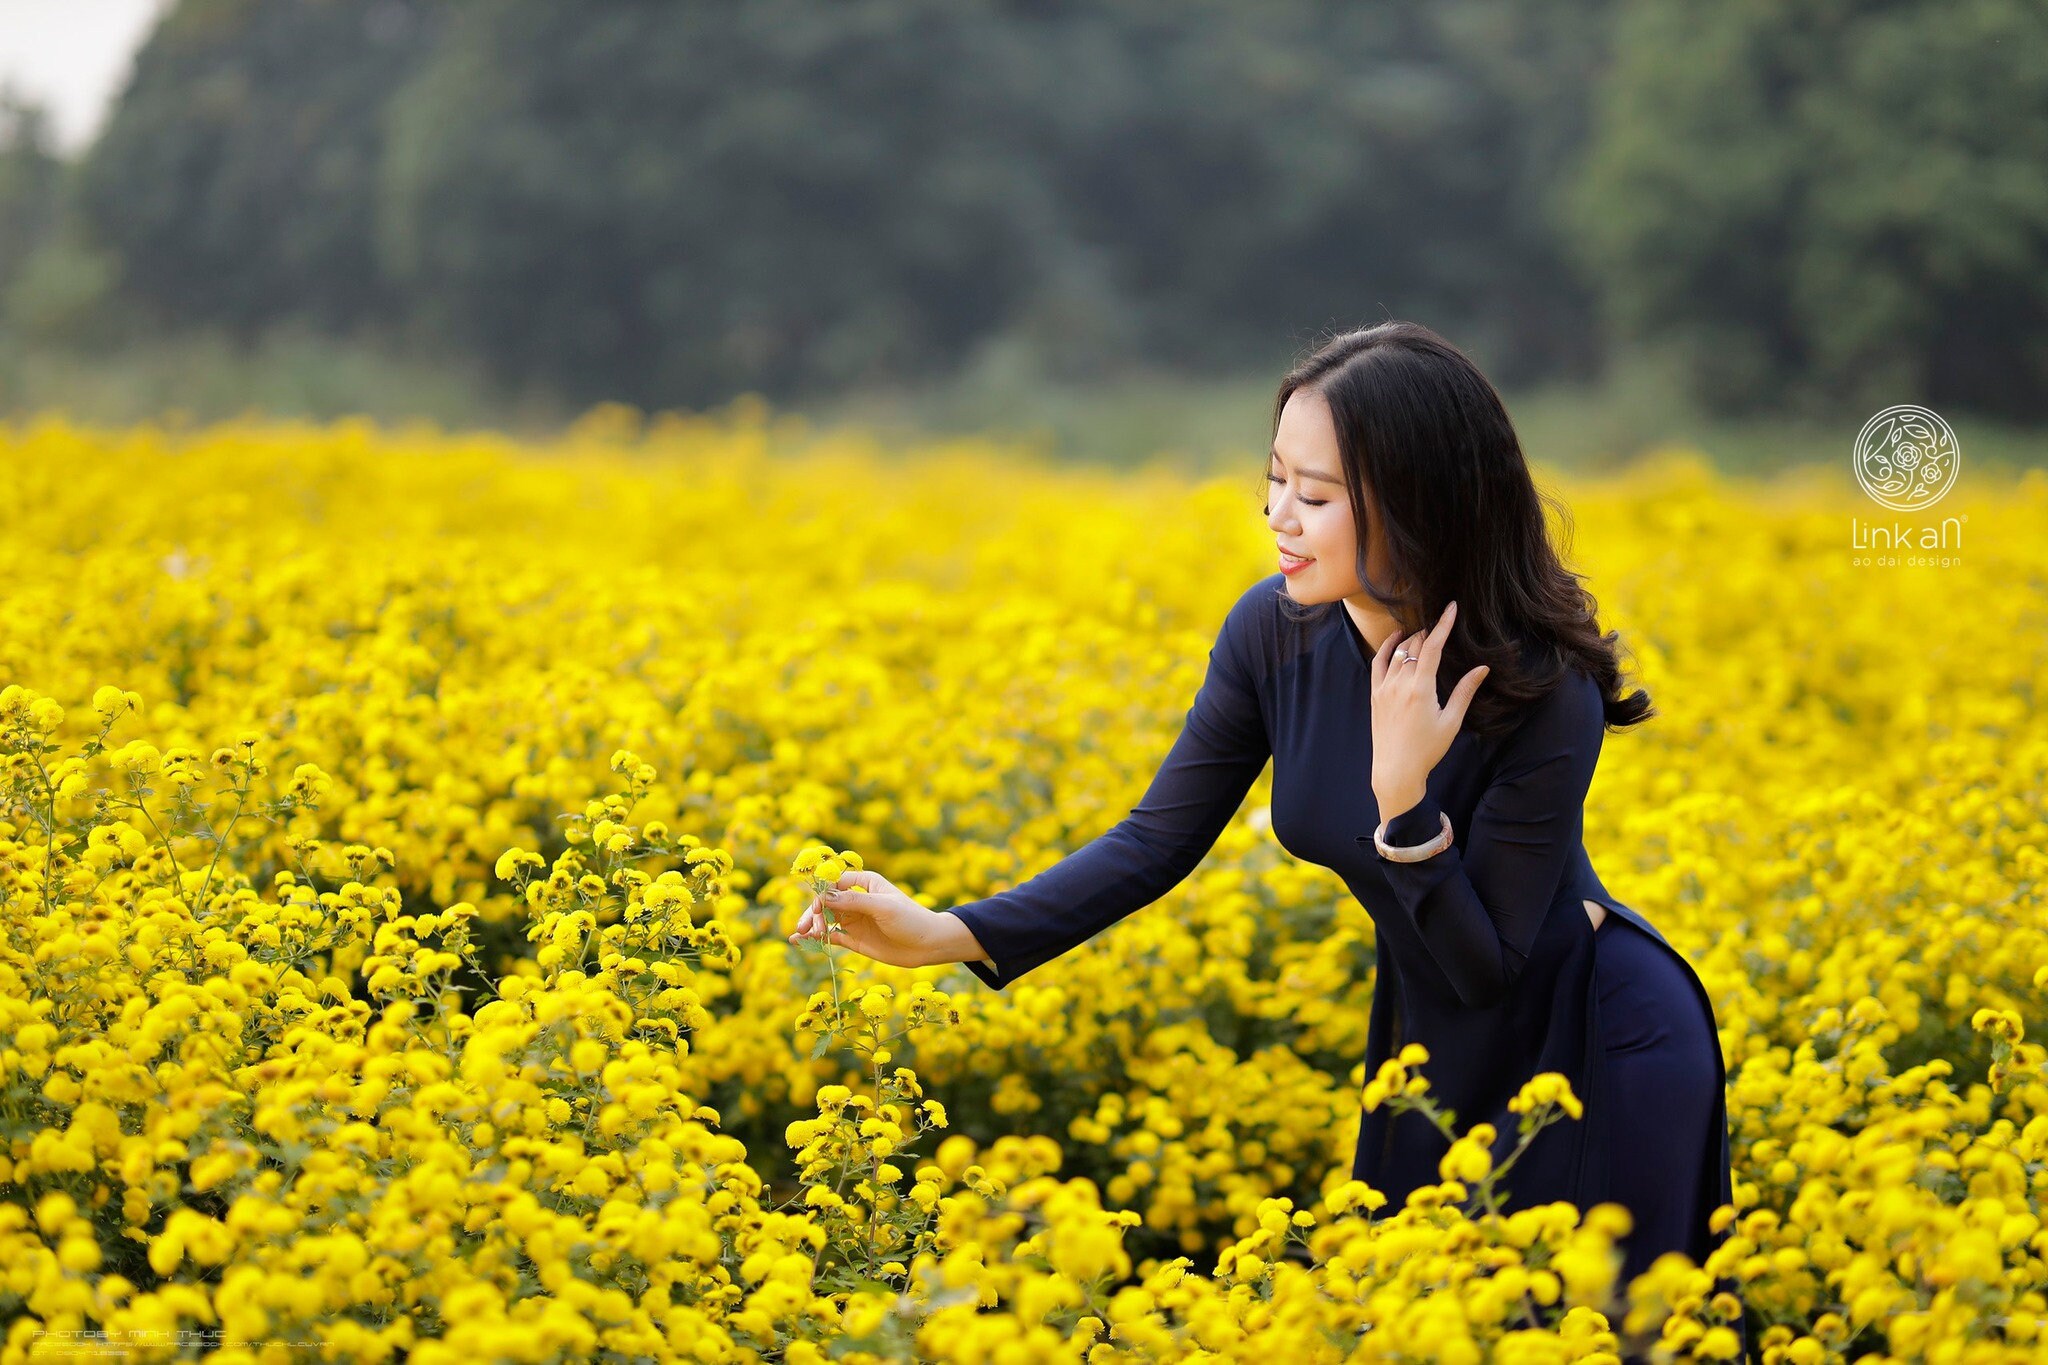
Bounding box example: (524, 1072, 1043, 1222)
(946, 588, 1273, 991)
(1361, 669, 1605, 1010)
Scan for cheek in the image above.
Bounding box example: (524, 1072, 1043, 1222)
(1313, 510, 1359, 561)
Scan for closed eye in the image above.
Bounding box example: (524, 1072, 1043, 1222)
(1269, 472, 1326, 506)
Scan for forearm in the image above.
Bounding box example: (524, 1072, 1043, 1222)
(1371, 793, 1517, 1008)
(940, 591, 1272, 992)
(941, 821, 1212, 990)
(1374, 777, 1428, 829)
(930, 906, 993, 968)
(1368, 670, 1607, 1010)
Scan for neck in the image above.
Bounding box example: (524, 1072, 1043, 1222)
(1341, 595, 1404, 655)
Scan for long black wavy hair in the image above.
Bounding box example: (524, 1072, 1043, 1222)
(1263, 320, 1653, 738)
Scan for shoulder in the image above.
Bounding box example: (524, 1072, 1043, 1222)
(1223, 572, 1289, 636)
(1221, 572, 1291, 648)
(1212, 572, 1289, 683)
(1489, 659, 1607, 768)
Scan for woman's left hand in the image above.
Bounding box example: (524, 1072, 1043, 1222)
(1370, 600, 1491, 809)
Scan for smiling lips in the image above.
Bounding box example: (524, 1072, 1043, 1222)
(1279, 549, 1314, 575)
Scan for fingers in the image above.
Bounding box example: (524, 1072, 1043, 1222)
(1445, 663, 1491, 723)
(790, 867, 897, 949)
(791, 895, 829, 945)
(1371, 624, 1401, 686)
(1419, 600, 1455, 672)
(791, 914, 849, 945)
(1390, 629, 1426, 683)
(790, 886, 871, 947)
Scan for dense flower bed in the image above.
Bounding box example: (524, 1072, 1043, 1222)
(0, 411, 2044, 1362)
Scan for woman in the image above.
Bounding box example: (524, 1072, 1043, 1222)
(788, 321, 1743, 1341)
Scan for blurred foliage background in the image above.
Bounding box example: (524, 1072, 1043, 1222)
(0, 0, 2042, 471)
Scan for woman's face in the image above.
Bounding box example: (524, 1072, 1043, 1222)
(1267, 386, 1394, 608)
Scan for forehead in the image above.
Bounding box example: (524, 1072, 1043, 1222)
(1272, 390, 1345, 484)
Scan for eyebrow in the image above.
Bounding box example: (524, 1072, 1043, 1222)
(1270, 449, 1344, 484)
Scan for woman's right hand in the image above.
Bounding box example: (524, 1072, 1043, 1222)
(788, 867, 974, 970)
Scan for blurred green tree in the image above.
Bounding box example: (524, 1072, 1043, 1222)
(75, 0, 443, 337)
(1566, 0, 2048, 420)
(375, 0, 1059, 407)
(63, 0, 2044, 421)
(371, 0, 1608, 407)
(71, 0, 1615, 409)
(0, 93, 61, 301)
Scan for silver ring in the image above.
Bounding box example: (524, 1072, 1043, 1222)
(1393, 650, 1417, 664)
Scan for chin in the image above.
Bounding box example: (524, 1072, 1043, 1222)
(1285, 573, 1355, 607)
(1282, 575, 1327, 603)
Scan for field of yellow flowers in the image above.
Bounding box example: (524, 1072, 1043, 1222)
(0, 405, 2044, 1363)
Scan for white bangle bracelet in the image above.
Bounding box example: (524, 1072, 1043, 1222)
(1372, 810, 1454, 862)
